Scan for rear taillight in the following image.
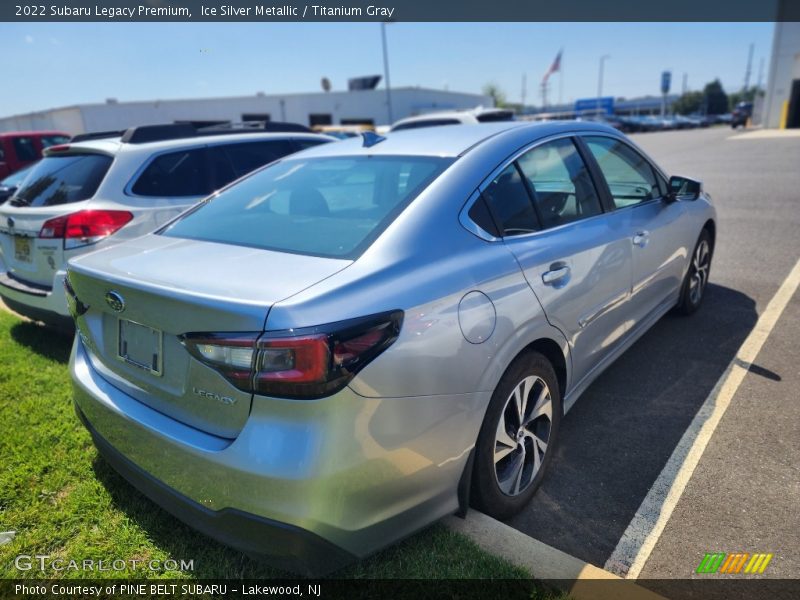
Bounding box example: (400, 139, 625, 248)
(180, 311, 403, 399)
(39, 210, 133, 249)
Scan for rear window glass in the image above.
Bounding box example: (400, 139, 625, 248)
(476, 111, 515, 123)
(11, 154, 112, 207)
(161, 155, 452, 258)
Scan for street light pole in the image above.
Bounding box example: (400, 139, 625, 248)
(381, 22, 394, 125)
(597, 55, 610, 116)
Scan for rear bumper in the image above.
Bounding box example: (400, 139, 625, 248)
(70, 336, 484, 574)
(0, 256, 71, 325)
(74, 402, 353, 576)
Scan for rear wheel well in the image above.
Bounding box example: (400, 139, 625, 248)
(523, 338, 567, 403)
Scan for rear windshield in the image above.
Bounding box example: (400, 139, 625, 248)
(476, 111, 515, 123)
(161, 155, 453, 258)
(11, 154, 112, 207)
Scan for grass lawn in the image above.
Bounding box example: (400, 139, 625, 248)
(0, 309, 551, 589)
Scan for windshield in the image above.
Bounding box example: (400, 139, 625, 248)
(161, 155, 453, 258)
(11, 154, 113, 207)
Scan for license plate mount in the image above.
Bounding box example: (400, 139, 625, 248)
(13, 236, 31, 263)
(118, 319, 163, 376)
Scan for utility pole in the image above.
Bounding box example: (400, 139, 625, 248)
(521, 73, 527, 108)
(743, 43, 754, 92)
(597, 55, 610, 116)
(381, 22, 393, 125)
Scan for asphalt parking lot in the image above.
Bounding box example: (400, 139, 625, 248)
(505, 127, 800, 582)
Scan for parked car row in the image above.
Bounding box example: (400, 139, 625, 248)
(2, 118, 715, 576)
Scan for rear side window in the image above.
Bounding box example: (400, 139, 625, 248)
(131, 148, 210, 197)
(11, 154, 112, 207)
(516, 138, 603, 229)
(161, 156, 452, 258)
(12, 137, 37, 162)
(40, 135, 71, 149)
(221, 140, 295, 178)
(481, 163, 539, 236)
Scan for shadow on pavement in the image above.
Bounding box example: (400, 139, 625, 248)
(505, 283, 758, 567)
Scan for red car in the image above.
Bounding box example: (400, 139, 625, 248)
(0, 131, 71, 178)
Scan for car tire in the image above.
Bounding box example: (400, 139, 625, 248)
(676, 229, 713, 315)
(471, 351, 561, 520)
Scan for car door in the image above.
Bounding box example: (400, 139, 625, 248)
(480, 136, 634, 382)
(581, 135, 691, 328)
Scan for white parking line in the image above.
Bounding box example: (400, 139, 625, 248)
(605, 256, 800, 579)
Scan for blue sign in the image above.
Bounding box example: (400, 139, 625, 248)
(574, 96, 614, 116)
(661, 71, 671, 94)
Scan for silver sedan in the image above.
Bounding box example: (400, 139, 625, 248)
(67, 121, 716, 574)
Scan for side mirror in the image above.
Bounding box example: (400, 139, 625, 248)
(667, 175, 702, 202)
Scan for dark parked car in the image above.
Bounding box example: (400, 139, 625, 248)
(731, 102, 753, 128)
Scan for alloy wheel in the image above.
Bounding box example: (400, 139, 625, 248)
(689, 239, 711, 305)
(494, 376, 553, 496)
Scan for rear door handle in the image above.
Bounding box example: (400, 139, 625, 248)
(633, 231, 650, 248)
(542, 265, 571, 285)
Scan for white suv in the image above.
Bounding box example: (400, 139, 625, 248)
(0, 123, 331, 328)
(389, 107, 515, 132)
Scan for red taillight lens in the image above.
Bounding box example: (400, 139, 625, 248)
(39, 210, 133, 249)
(180, 311, 403, 400)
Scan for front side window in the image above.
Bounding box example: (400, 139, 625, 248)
(11, 154, 112, 207)
(516, 138, 603, 229)
(221, 140, 295, 178)
(583, 136, 663, 209)
(161, 155, 452, 258)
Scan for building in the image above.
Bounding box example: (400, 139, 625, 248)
(0, 87, 492, 135)
(762, 19, 800, 128)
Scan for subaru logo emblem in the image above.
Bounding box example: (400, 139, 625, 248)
(6, 217, 13, 228)
(105, 291, 125, 313)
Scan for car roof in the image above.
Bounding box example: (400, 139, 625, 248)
(48, 132, 332, 157)
(292, 121, 620, 158)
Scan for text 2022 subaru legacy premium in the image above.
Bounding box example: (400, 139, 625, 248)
(68, 121, 715, 574)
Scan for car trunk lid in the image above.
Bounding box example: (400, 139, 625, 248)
(67, 234, 352, 438)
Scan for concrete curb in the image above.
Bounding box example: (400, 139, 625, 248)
(445, 511, 666, 600)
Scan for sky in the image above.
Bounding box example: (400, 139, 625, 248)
(0, 22, 774, 116)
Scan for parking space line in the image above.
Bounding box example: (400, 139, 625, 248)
(605, 256, 800, 579)
(445, 512, 666, 599)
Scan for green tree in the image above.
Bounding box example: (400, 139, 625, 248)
(702, 79, 729, 115)
(482, 82, 508, 108)
(672, 91, 705, 115)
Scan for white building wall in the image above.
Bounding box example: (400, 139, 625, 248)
(763, 21, 800, 128)
(0, 88, 492, 135)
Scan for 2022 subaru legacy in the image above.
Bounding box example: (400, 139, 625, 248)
(67, 121, 716, 574)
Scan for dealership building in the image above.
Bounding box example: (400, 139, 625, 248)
(762, 20, 800, 128)
(0, 87, 492, 135)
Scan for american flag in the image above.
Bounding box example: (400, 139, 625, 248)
(542, 50, 562, 84)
